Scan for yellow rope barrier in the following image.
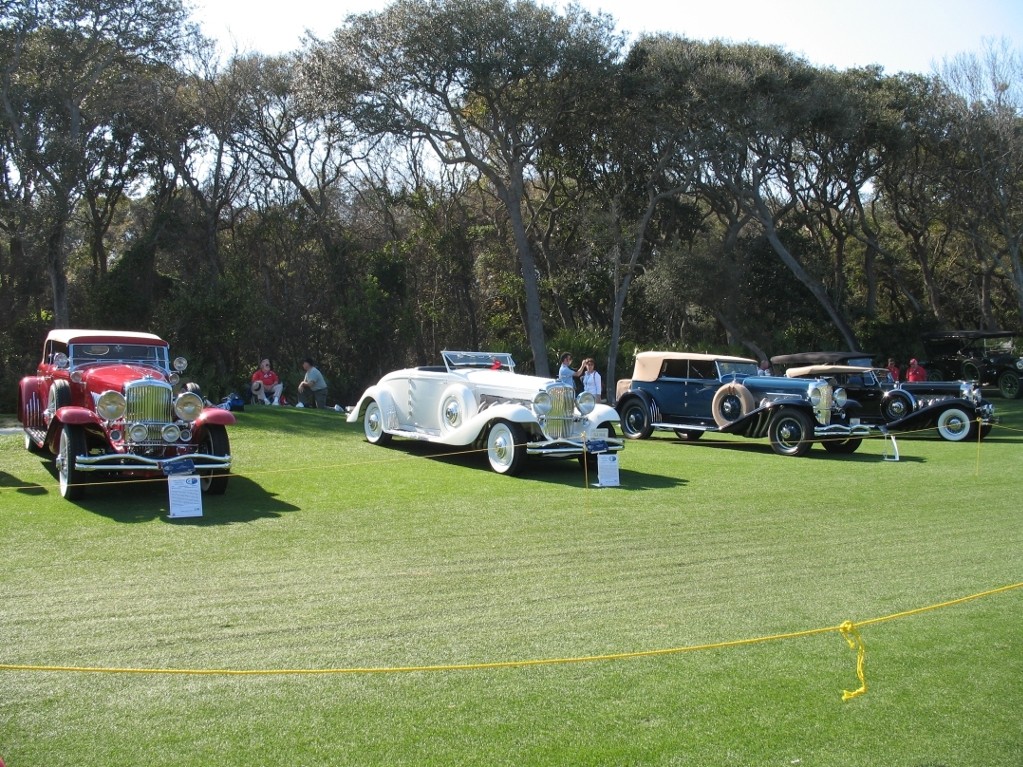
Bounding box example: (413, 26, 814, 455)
(1, 582, 1018, 702)
(0, 426, 1018, 699)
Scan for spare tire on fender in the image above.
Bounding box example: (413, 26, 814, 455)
(712, 382, 755, 427)
(438, 384, 478, 433)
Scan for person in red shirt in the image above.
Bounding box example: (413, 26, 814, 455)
(906, 358, 927, 382)
(251, 358, 284, 405)
(886, 357, 900, 382)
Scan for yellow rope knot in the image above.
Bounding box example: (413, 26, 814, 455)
(839, 620, 867, 700)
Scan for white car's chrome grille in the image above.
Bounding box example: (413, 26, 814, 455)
(125, 380, 173, 443)
(543, 383, 576, 440)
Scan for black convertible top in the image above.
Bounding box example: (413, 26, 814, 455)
(921, 330, 1017, 343)
(771, 351, 876, 366)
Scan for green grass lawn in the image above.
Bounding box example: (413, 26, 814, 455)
(1, 402, 1021, 766)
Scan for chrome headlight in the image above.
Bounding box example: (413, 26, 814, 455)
(533, 390, 552, 416)
(1016, 359, 1023, 371)
(576, 391, 596, 415)
(174, 391, 204, 422)
(808, 384, 824, 407)
(161, 424, 181, 443)
(53, 352, 69, 370)
(127, 423, 150, 443)
(168, 372, 180, 385)
(70, 370, 84, 384)
(833, 387, 848, 408)
(173, 356, 188, 372)
(96, 390, 127, 421)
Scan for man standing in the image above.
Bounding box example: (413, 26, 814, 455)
(558, 352, 581, 388)
(886, 357, 901, 382)
(906, 358, 927, 382)
(250, 358, 284, 405)
(298, 358, 329, 408)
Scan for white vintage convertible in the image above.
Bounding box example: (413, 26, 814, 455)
(347, 350, 624, 474)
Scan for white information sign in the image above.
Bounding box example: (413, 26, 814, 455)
(168, 474, 204, 518)
(595, 453, 620, 488)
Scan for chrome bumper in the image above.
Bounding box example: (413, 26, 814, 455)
(813, 423, 873, 439)
(73, 452, 232, 473)
(526, 438, 625, 457)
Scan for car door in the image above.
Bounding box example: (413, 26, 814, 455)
(408, 371, 451, 432)
(684, 359, 721, 420)
(42, 339, 71, 414)
(646, 358, 688, 421)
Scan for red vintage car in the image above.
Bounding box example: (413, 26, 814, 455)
(18, 329, 235, 500)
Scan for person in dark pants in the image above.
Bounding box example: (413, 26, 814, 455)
(297, 357, 328, 408)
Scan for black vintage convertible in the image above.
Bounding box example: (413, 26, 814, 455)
(921, 330, 1023, 399)
(772, 352, 996, 442)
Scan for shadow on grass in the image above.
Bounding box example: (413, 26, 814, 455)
(0, 469, 49, 495)
(655, 435, 926, 463)
(364, 439, 687, 490)
(34, 466, 300, 524)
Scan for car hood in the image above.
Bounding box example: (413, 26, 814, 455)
(785, 365, 874, 378)
(81, 364, 170, 394)
(380, 367, 560, 397)
(462, 368, 556, 392)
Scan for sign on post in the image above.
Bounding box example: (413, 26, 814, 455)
(164, 460, 203, 518)
(584, 428, 620, 488)
(595, 453, 620, 487)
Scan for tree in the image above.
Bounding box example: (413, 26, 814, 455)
(531, 33, 711, 398)
(0, 0, 197, 327)
(302, 0, 623, 374)
(676, 39, 862, 349)
(939, 39, 1023, 325)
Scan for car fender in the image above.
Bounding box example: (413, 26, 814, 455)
(615, 388, 656, 414)
(18, 376, 46, 429)
(886, 397, 980, 431)
(585, 402, 622, 427)
(54, 406, 104, 427)
(431, 402, 536, 446)
(347, 386, 398, 424)
(196, 408, 237, 427)
(715, 399, 803, 437)
(41, 406, 104, 453)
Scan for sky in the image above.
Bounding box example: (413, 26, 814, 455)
(190, 0, 1023, 75)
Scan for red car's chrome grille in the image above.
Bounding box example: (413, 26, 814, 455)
(543, 384, 576, 440)
(125, 380, 173, 442)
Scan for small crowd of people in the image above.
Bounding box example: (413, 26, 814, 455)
(749, 356, 929, 382)
(553, 352, 930, 395)
(247, 349, 931, 414)
(249, 357, 330, 408)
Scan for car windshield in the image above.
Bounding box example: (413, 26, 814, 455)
(442, 350, 515, 372)
(70, 343, 169, 368)
(718, 361, 759, 378)
(982, 337, 1016, 354)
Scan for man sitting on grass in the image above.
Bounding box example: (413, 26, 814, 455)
(251, 358, 284, 405)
